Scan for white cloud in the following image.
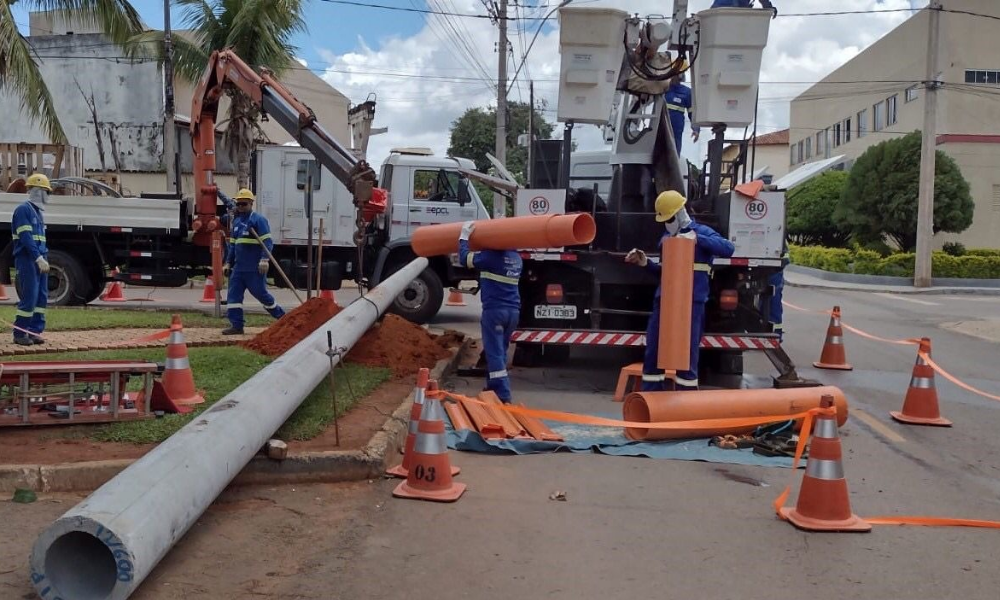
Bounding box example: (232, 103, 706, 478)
(295, 56, 308, 68)
(315, 0, 928, 168)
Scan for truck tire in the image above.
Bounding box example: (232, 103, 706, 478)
(46, 250, 93, 306)
(389, 266, 444, 325)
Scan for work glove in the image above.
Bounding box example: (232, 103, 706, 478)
(36, 257, 50, 274)
(677, 230, 698, 242)
(459, 221, 475, 241)
(625, 248, 648, 267)
(258, 259, 269, 275)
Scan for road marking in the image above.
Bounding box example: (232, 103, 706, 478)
(945, 296, 1000, 303)
(852, 408, 906, 443)
(873, 293, 939, 306)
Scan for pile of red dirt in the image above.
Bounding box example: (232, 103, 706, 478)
(242, 297, 341, 357)
(242, 298, 463, 377)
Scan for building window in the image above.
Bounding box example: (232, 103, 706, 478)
(833, 123, 841, 148)
(887, 95, 898, 126)
(816, 131, 824, 156)
(965, 69, 1000, 85)
(797, 140, 804, 163)
(993, 185, 1000, 213)
(843, 117, 852, 143)
(805, 136, 812, 159)
(790, 145, 797, 166)
(857, 109, 868, 138)
(906, 86, 919, 102)
(874, 101, 885, 131)
(823, 128, 831, 158)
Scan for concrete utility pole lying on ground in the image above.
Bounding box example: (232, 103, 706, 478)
(28, 258, 429, 600)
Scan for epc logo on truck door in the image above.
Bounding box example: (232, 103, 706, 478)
(745, 198, 767, 221)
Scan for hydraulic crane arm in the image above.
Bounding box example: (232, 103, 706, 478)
(189, 49, 380, 245)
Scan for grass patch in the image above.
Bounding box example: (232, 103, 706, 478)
(0, 306, 272, 331)
(5, 347, 390, 444)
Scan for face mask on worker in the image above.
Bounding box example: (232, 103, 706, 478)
(28, 187, 49, 207)
(664, 207, 691, 236)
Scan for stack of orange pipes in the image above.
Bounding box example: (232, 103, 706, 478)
(444, 392, 563, 442)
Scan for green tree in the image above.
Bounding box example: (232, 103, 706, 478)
(835, 131, 974, 251)
(1, 1, 144, 142)
(447, 101, 555, 185)
(127, 0, 306, 186)
(786, 170, 851, 247)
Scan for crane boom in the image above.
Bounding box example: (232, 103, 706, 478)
(189, 49, 380, 246)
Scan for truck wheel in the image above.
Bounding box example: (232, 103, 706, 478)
(82, 271, 106, 304)
(389, 266, 444, 325)
(46, 250, 92, 306)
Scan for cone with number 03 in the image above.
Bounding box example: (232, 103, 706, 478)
(387, 371, 459, 478)
(392, 393, 466, 502)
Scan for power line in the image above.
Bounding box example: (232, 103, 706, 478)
(317, 0, 515, 20)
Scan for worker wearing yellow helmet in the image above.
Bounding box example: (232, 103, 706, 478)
(10, 173, 53, 345)
(625, 190, 734, 391)
(221, 188, 285, 335)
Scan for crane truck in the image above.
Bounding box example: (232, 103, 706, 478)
(505, 2, 811, 387)
(0, 50, 485, 323)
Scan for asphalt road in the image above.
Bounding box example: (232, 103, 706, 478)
(4, 285, 1000, 599)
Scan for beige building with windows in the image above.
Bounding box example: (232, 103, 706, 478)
(789, 0, 1000, 249)
(722, 129, 790, 183)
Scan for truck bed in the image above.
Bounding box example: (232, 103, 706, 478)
(0, 193, 184, 234)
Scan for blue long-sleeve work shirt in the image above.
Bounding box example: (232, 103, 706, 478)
(645, 221, 735, 303)
(226, 211, 274, 272)
(458, 240, 523, 311)
(11, 201, 47, 260)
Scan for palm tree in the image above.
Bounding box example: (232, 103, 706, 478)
(127, 0, 306, 186)
(0, 1, 144, 143)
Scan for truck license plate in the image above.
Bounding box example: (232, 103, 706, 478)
(534, 305, 577, 320)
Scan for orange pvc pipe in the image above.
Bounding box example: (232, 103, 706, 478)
(480, 391, 528, 438)
(459, 396, 505, 439)
(658, 236, 694, 371)
(444, 399, 474, 431)
(513, 403, 564, 442)
(622, 386, 850, 441)
(411, 213, 597, 257)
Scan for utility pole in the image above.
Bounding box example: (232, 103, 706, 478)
(494, 0, 508, 218)
(914, 1, 941, 287)
(163, 0, 177, 194)
(527, 80, 534, 187)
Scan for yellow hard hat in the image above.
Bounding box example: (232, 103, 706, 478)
(234, 188, 255, 202)
(26, 173, 52, 192)
(654, 190, 686, 222)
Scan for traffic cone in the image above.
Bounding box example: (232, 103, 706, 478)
(387, 373, 459, 479)
(890, 338, 952, 426)
(319, 289, 337, 303)
(161, 314, 204, 407)
(813, 306, 852, 370)
(392, 393, 466, 502)
(445, 289, 467, 307)
(779, 395, 871, 532)
(0, 281, 9, 301)
(200, 277, 216, 303)
(100, 269, 127, 302)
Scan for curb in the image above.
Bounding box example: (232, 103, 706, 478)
(0, 340, 468, 494)
(785, 266, 1000, 296)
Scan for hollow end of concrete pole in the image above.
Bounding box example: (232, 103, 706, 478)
(31, 518, 131, 600)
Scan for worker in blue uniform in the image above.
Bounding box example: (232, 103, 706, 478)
(768, 240, 790, 341)
(222, 188, 285, 335)
(11, 173, 52, 345)
(664, 75, 700, 155)
(626, 191, 735, 391)
(458, 220, 523, 403)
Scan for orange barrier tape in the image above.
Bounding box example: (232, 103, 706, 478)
(838, 322, 919, 346)
(0, 320, 170, 348)
(919, 351, 1000, 403)
(432, 390, 814, 432)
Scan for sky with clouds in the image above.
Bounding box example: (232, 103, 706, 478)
(13, 0, 929, 166)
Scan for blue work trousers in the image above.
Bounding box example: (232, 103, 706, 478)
(482, 307, 519, 403)
(642, 300, 705, 391)
(768, 271, 784, 341)
(226, 271, 285, 328)
(14, 254, 47, 340)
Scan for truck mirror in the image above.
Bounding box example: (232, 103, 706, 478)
(457, 178, 471, 206)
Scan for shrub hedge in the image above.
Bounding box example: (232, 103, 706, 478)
(789, 245, 1000, 279)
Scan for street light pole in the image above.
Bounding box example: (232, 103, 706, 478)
(163, 0, 177, 194)
(914, 2, 942, 287)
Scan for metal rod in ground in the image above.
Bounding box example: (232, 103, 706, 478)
(326, 329, 340, 446)
(249, 227, 304, 305)
(316, 217, 325, 293)
(28, 258, 428, 600)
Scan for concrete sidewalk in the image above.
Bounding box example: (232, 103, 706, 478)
(784, 266, 1000, 296)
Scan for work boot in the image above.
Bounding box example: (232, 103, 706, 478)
(32, 336, 45, 345)
(13, 337, 33, 346)
(221, 326, 244, 336)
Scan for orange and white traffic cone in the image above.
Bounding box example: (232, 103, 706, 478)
(813, 306, 852, 370)
(100, 268, 127, 302)
(0, 281, 9, 301)
(319, 289, 337, 303)
(392, 392, 466, 502)
(387, 373, 458, 479)
(200, 277, 216, 303)
(445, 289, 467, 307)
(779, 395, 871, 532)
(890, 338, 951, 426)
(161, 314, 204, 407)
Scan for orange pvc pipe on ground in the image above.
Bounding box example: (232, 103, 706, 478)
(411, 213, 597, 257)
(657, 236, 694, 371)
(622, 386, 849, 441)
